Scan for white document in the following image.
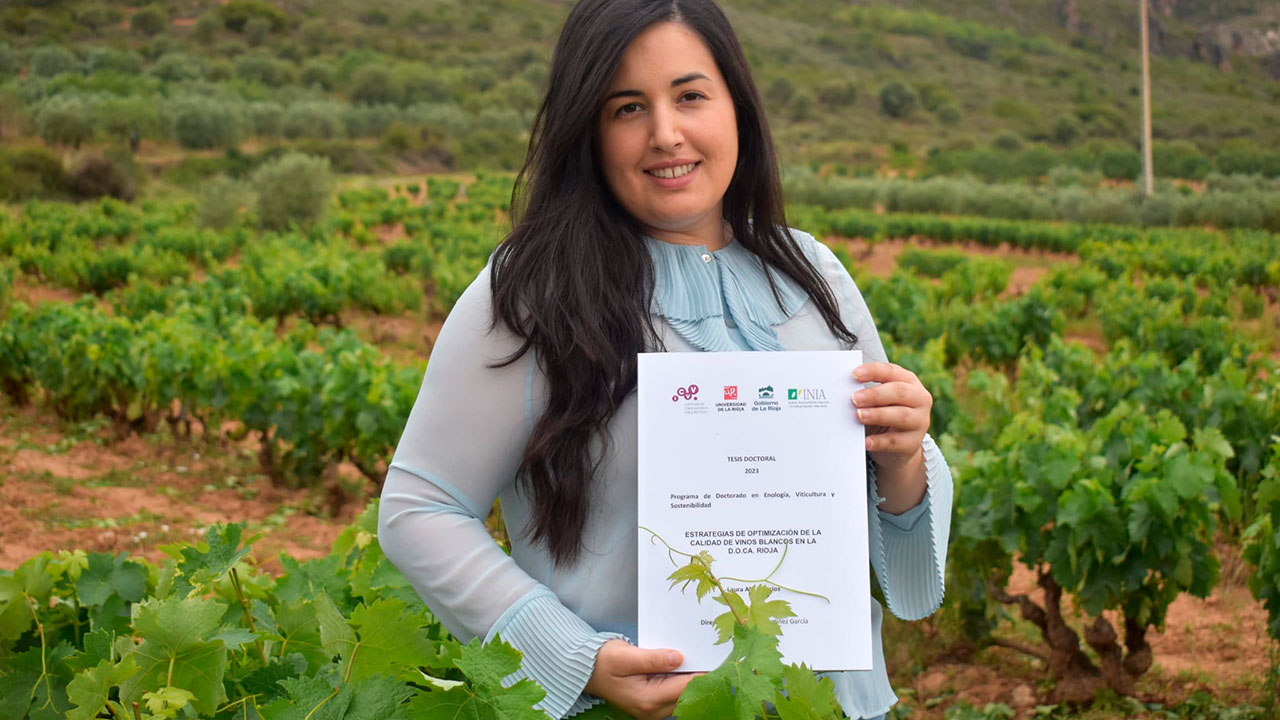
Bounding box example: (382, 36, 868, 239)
(637, 350, 871, 672)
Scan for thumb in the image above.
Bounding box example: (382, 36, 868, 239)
(613, 646, 683, 676)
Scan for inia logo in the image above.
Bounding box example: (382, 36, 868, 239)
(672, 384, 699, 402)
(788, 388, 826, 401)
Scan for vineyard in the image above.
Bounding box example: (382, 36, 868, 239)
(1, 175, 1279, 719)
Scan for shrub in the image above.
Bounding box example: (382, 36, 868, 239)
(349, 65, 401, 106)
(130, 6, 167, 36)
(1099, 148, 1141, 181)
(816, 80, 857, 108)
(251, 152, 334, 231)
(170, 97, 241, 150)
(992, 131, 1023, 152)
(76, 5, 117, 33)
(37, 98, 94, 148)
(0, 146, 68, 201)
(193, 13, 221, 43)
(0, 43, 17, 76)
(1153, 141, 1210, 181)
(282, 102, 347, 140)
(150, 52, 206, 82)
(879, 81, 917, 118)
(234, 53, 290, 86)
(84, 48, 143, 74)
(196, 175, 247, 229)
(1051, 114, 1081, 145)
(244, 17, 271, 47)
(398, 66, 453, 105)
(29, 45, 79, 78)
(300, 60, 334, 90)
(935, 104, 961, 124)
(220, 0, 288, 32)
(67, 152, 136, 201)
(244, 101, 282, 138)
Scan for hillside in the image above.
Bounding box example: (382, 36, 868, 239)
(0, 0, 1277, 185)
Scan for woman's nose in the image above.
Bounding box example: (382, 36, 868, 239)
(649, 103, 683, 151)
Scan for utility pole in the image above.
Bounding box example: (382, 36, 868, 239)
(1140, 0, 1153, 196)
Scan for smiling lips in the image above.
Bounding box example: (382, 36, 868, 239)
(645, 161, 700, 179)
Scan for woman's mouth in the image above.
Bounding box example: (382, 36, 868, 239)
(645, 161, 700, 187)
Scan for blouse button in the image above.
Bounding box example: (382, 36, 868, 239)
(701, 253, 712, 263)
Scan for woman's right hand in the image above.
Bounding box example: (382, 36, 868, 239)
(585, 639, 700, 719)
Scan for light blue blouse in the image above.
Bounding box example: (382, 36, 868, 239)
(378, 229, 953, 719)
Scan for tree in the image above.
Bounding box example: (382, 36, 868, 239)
(38, 98, 94, 148)
(170, 98, 241, 150)
(29, 45, 78, 78)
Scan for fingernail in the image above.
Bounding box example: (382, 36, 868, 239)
(853, 392, 863, 406)
(668, 651, 682, 667)
(854, 367, 867, 380)
(856, 409, 865, 422)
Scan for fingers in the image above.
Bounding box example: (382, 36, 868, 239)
(852, 382, 931, 412)
(865, 431, 920, 453)
(853, 362, 917, 385)
(854, 404, 916, 431)
(629, 672, 701, 720)
(611, 645, 684, 677)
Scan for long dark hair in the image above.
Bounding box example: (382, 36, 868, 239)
(490, 0, 857, 565)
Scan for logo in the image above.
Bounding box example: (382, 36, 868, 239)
(758, 385, 774, 399)
(723, 386, 738, 400)
(671, 384, 699, 402)
(786, 387, 829, 408)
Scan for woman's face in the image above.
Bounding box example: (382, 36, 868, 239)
(596, 22, 739, 246)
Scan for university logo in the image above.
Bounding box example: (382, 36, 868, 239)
(724, 386, 738, 400)
(671, 384, 699, 402)
(758, 385, 774, 399)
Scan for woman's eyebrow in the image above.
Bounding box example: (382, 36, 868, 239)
(603, 72, 711, 103)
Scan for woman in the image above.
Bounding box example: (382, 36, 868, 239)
(378, 1, 952, 718)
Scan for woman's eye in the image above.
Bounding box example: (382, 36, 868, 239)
(680, 91, 705, 102)
(616, 102, 641, 116)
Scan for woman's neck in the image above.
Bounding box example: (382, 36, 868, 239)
(644, 216, 732, 252)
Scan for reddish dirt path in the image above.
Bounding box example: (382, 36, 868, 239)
(0, 402, 363, 574)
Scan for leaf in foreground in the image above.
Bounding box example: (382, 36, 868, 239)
(65, 656, 139, 720)
(118, 596, 229, 715)
(674, 624, 785, 720)
(406, 636, 547, 720)
(773, 663, 842, 720)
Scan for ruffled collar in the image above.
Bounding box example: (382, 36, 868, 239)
(642, 234, 811, 351)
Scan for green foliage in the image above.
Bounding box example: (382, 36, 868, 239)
(1244, 442, 1280, 641)
(36, 98, 93, 148)
(170, 97, 242, 150)
(129, 6, 166, 37)
(196, 175, 247, 230)
(251, 152, 334, 232)
(0, 509, 550, 720)
(28, 45, 78, 78)
(1099, 148, 1141, 181)
(878, 81, 917, 118)
(219, 0, 288, 33)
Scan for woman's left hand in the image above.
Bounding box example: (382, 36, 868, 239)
(851, 362, 932, 469)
